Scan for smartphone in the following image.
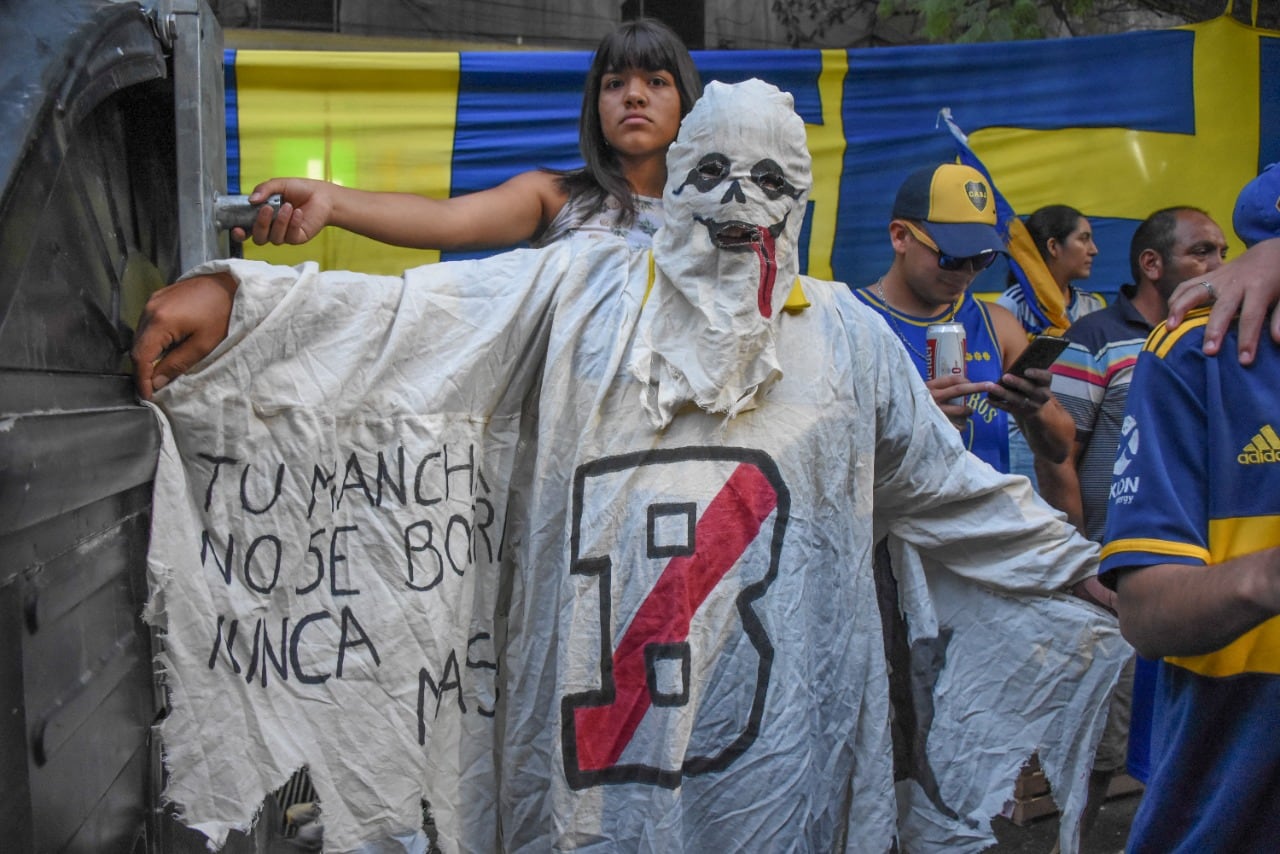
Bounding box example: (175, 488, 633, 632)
(1003, 335, 1069, 381)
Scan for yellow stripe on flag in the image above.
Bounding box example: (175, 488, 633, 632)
(1005, 217, 1068, 334)
(802, 50, 849, 282)
(235, 50, 461, 274)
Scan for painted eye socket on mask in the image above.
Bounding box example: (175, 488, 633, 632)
(750, 159, 801, 200)
(675, 153, 731, 194)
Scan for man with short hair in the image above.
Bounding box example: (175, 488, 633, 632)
(1035, 205, 1227, 835)
(855, 162, 1075, 473)
(1037, 206, 1228, 541)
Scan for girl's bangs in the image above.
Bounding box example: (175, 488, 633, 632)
(600, 30, 680, 73)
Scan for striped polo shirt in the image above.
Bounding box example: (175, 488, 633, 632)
(1048, 285, 1152, 542)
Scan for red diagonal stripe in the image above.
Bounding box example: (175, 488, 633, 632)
(574, 463, 778, 771)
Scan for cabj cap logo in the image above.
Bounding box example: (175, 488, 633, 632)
(965, 181, 989, 212)
(893, 163, 1005, 258)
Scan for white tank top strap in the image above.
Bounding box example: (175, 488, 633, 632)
(532, 192, 663, 249)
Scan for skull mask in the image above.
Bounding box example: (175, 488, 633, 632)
(633, 79, 812, 427)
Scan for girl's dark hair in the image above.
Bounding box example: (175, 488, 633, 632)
(555, 18, 702, 225)
(1025, 204, 1085, 262)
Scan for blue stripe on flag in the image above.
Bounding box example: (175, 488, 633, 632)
(1260, 34, 1280, 170)
(224, 48, 240, 193)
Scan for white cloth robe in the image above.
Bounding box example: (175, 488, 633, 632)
(145, 237, 1126, 853)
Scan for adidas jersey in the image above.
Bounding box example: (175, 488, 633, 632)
(1100, 310, 1280, 851)
(855, 288, 1009, 472)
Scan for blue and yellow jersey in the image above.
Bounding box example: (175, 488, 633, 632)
(1100, 308, 1280, 850)
(1101, 309, 1280, 675)
(854, 288, 1009, 472)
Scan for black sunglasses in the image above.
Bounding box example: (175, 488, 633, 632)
(904, 221, 999, 272)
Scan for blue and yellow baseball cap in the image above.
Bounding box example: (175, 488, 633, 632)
(892, 163, 1006, 258)
(1233, 162, 1280, 248)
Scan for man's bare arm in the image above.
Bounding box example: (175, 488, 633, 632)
(1114, 545, 1280, 659)
(1034, 441, 1086, 532)
(987, 307, 1074, 463)
(132, 272, 237, 399)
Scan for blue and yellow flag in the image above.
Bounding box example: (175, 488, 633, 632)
(939, 108, 1068, 334)
(227, 16, 1279, 298)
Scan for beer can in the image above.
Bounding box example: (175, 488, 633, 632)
(926, 322, 966, 405)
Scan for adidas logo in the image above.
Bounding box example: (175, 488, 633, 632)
(1238, 425, 1280, 464)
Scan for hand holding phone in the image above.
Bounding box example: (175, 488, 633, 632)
(1003, 335, 1069, 383)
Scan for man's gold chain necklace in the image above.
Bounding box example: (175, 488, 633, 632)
(874, 278, 960, 363)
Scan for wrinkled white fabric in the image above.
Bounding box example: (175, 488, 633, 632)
(147, 247, 1124, 853)
(144, 80, 1125, 854)
(884, 538, 1123, 853)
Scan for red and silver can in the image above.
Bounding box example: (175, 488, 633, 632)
(926, 322, 966, 405)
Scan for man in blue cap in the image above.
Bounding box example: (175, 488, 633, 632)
(856, 162, 1074, 473)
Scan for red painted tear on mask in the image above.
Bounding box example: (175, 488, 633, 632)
(751, 226, 777, 318)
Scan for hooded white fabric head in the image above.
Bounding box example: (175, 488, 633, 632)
(632, 78, 812, 428)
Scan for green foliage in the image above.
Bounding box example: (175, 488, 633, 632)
(771, 0, 1244, 47)
(879, 0, 1057, 42)
(770, 0, 862, 46)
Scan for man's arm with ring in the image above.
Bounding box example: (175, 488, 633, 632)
(1166, 237, 1280, 365)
